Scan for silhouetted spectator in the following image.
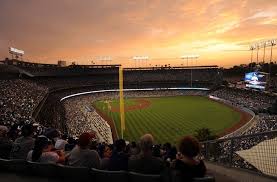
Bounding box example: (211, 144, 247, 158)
(0, 125, 13, 159)
(129, 141, 140, 156)
(109, 139, 128, 171)
(153, 144, 162, 158)
(65, 137, 77, 151)
(68, 132, 100, 168)
(27, 135, 65, 164)
(172, 136, 206, 180)
(128, 134, 165, 174)
(100, 144, 112, 170)
(10, 124, 35, 159)
(55, 134, 68, 150)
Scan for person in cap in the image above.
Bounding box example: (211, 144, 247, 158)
(67, 132, 100, 168)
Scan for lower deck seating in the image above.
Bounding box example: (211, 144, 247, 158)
(0, 159, 215, 182)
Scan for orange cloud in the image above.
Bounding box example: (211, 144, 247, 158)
(0, 0, 276, 67)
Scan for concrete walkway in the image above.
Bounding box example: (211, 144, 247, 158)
(206, 162, 277, 182)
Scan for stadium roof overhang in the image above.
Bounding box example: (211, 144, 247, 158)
(124, 65, 219, 71)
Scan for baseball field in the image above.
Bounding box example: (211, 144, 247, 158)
(93, 96, 243, 144)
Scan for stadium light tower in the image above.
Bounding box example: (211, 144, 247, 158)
(250, 38, 276, 66)
(269, 39, 276, 88)
(132, 56, 149, 67)
(250, 46, 255, 70)
(269, 39, 276, 63)
(180, 55, 199, 87)
(97, 56, 112, 65)
(256, 44, 260, 64)
(180, 55, 199, 67)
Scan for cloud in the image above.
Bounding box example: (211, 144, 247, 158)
(0, 0, 276, 66)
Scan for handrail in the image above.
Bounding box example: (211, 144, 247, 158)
(201, 129, 277, 143)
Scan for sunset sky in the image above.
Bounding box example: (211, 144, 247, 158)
(0, 0, 277, 68)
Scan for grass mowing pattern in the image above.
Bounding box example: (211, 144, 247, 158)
(93, 96, 241, 144)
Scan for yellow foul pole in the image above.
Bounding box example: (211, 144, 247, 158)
(119, 66, 125, 139)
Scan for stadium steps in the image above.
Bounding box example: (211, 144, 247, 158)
(206, 161, 277, 182)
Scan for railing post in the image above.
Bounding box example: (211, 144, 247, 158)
(229, 139, 234, 167)
(205, 142, 209, 160)
(214, 141, 218, 162)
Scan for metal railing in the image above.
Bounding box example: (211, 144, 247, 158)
(201, 130, 277, 178)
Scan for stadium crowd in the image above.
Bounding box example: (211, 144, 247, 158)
(0, 79, 47, 127)
(0, 123, 206, 180)
(0, 75, 276, 178)
(210, 87, 275, 112)
(208, 88, 276, 171)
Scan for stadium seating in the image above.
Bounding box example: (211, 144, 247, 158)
(0, 158, 28, 174)
(128, 172, 161, 182)
(56, 165, 91, 181)
(92, 168, 128, 182)
(27, 161, 59, 177)
(0, 158, 11, 171)
(0, 158, 216, 182)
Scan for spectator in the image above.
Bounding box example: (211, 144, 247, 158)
(128, 134, 165, 174)
(26, 135, 65, 164)
(129, 141, 140, 156)
(68, 132, 100, 168)
(10, 124, 35, 159)
(108, 139, 128, 171)
(55, 134, 68, 151)
(153, 144, 162, 158)
(65, 137, 77, 152)
(100, 144, 112, 170)
(162, 142, 172, 161)
(0, 125, 13, 159)
(172, 136, 206, 180)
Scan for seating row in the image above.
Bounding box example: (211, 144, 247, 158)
(0, 159, 215, 182)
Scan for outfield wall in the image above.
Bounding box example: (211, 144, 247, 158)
(60, 87, 210, 101)
(209, 95, 256, 138)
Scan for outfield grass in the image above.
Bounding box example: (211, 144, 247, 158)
(93, 96, 241, 144)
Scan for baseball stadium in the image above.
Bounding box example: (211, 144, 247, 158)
(1, 55, 277, 182)
(1, 1, 277, 182)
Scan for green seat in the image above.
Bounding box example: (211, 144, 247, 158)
(8, 159, 28, 174)
(27, 161, 59, 178)
(128, 171, 161, 182)
(0, 158, 11, 172)
(56, 165, 91, 182)
(92, 168, 128, 182)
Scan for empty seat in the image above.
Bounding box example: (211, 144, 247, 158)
(56, 165, 91, 182)
(0, 159, 28, 173)
(8, 159, 28, 174)
(0, 158, 11, 172)
(92, 168, 128, 182)
(27, 161, 59, 178)
(128, 171, 161, 182)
